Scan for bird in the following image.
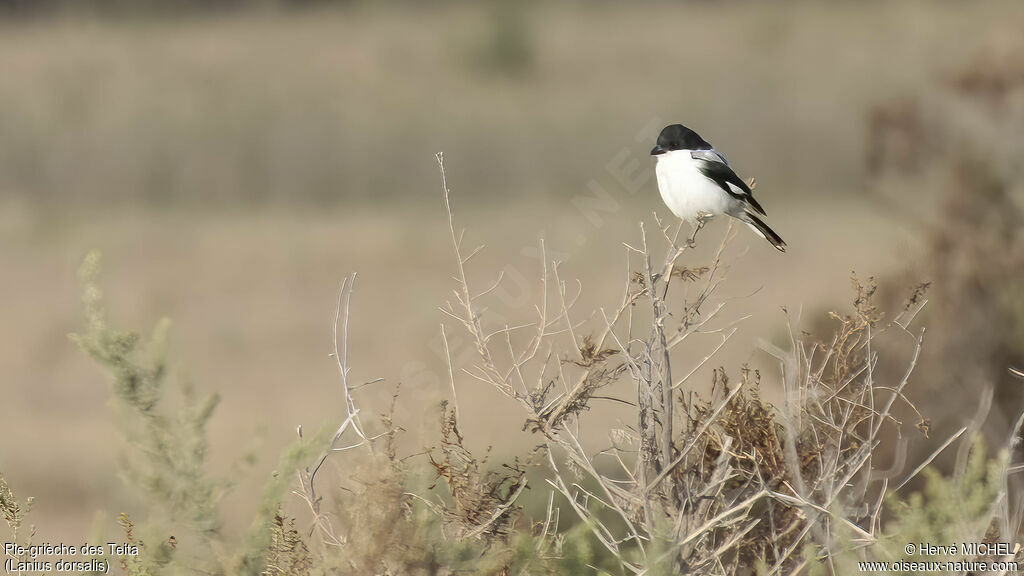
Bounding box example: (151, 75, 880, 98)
(650, 123, 786, 252)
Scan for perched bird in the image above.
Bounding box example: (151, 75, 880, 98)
(651, 124, 786, 252)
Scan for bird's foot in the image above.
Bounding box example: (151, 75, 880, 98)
(685, 213, 713, 247)
(695, 212, 714, 225)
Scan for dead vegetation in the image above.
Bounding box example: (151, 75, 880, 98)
(271, 154, 1014, 575)
(428, 401, 530, 541)
(229, 152, 1024, 575)
(4, 149, 1022, 574)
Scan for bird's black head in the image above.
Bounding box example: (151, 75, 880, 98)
(650, 124, 711, 156)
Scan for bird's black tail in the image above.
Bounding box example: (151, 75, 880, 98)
(741, 212, 786, 252)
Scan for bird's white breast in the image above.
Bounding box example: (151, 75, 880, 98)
(654, 150, 734, 222)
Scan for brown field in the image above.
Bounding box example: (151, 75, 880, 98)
(2, 0, 1023, 550)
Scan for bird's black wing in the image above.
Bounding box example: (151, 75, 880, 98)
(691, 150, 767, 217)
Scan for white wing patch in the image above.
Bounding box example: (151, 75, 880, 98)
(690, 148, 730, 166)
(726, 182, 748, 197)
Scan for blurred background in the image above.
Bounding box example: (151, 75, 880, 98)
(2, 0, 1023, 548)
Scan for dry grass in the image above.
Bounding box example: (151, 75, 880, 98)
(412, 156, 1024, 574)
(3, 1, 1024, 563)
(2, 149, 1023, 573)
(150, 152, 1020, 574)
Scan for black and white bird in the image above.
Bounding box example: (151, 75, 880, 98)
(651, 124, 786, 252)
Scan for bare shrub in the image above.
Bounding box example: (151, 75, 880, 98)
(409, 152, 1024, 574)
(54, 150, 1024, 575)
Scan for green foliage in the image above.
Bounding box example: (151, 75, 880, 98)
(71, 251, 228, 541)
(879, 441, 1005, 564)
(70, 251, 328, 576)
(234, 427, 332, 575)
(555, 521, 597, 575)
(802, 441, 1009, 576)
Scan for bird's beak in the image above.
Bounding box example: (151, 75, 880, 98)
(650, 145, 667, 156)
